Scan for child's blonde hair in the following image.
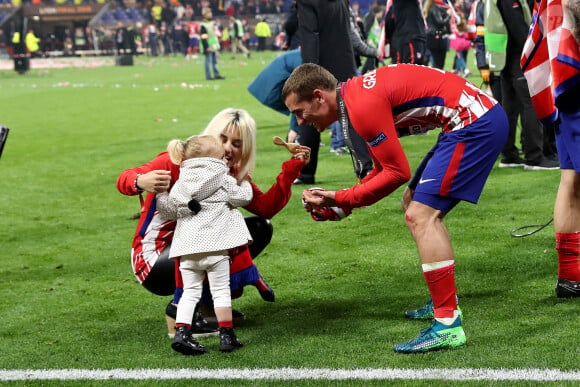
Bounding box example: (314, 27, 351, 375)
(166, 135, 223, 165)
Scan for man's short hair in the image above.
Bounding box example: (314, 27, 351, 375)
(281, 63, 338, 102)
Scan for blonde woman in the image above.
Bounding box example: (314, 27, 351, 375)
(116, 108, 311, 337)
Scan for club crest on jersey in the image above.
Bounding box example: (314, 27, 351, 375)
(367, 131, 387, 147)
(362, 69, 377, 89)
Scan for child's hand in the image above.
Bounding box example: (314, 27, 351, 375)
(293, 145, 311, 165)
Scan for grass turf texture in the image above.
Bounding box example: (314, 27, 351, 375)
(0, 53, 577, 384)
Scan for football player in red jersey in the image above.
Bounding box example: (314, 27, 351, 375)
(283, 63, 509, 353)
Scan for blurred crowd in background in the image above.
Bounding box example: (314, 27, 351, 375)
(0, 0, 380, 58)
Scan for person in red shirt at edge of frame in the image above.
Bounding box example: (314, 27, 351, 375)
(282, 63, 508, 353)
(117, 108, 311, 339)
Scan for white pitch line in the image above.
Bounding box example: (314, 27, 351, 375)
(1, 368, 580, 381)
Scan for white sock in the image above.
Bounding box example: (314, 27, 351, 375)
(421, 259, 454, 272)
(435, 310, 461, 326)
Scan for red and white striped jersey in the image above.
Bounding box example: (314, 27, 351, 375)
(187, 21, 200, 38)
(334, 64, 499, 210)
(520, 0, 580, 124)
(342, 64, 497, 138)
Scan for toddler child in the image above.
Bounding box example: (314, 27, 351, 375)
(156, 135, 252, 355)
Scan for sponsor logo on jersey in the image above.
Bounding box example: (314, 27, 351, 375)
(362, 69, 377, 89)
(367, 131, 387, 147)
(419, 178, 436, 184)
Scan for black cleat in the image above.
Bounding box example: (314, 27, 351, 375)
(191, 310, 219, 337)
(198, 302, 246, 323)
(171, 326, 207, 355)
(166, 302, 218, 337)
(555, 278, 580, 298)
(219, 327, 244, 352)
(232, 309, 246, 321)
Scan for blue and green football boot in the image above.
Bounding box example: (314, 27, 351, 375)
(404, 299, 463, 320)
(393, 317, 467, 353)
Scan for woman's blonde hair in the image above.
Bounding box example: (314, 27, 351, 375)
(201, 108, 256, 182)
(166, 135, 223, 165)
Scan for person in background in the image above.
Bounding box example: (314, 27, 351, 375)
(349, 0, 381, 73)
(185, 20, 200, 60)
(151, 0, 163, 27)
(219, 21, 231, 53)
(382, 0, 427, 65)
(147, 22, 159, 57)
(157, 135, 250, 355)
(521, 0, 580, 297)
(159, 21, 172, 55)
(328, 4, 379, 155)
(362, 4, 385, 73)
(116, 108, 311, 339)
(283, 63, 508, 353)
(254, 17, 272, 51)
(449, 6, 472, 77)
(200, 8, 225, 80)
(424, 0, 451, 69)
(283, 0, 300, 50)
(295, 0, 373, 185)
(115, 23, 129, 55)
(11, 30, 24, 58)
(172, 17, 187, 56)
(0, 29, 8, 58)
(25, 28, 41, 58)
(485, 0, 559, 170)
(230, 14, 250, 59)
(247, 48, 302, 143)
(471, 0, 503, 97)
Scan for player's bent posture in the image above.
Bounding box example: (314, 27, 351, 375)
(283, 63, 509, 353)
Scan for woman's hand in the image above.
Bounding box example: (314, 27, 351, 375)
(238, 172, 252, 182)
(136, 170, 172, 193)
(293, 145, 311, 165)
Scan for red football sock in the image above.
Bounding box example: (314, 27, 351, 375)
(423, 262, 457, 319)
(556, 232, 580, 281)
(218, 320, 233, 329)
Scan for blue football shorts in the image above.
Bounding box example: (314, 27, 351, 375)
(413, 104, 509, 214)
(555, 109, 580, 172)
